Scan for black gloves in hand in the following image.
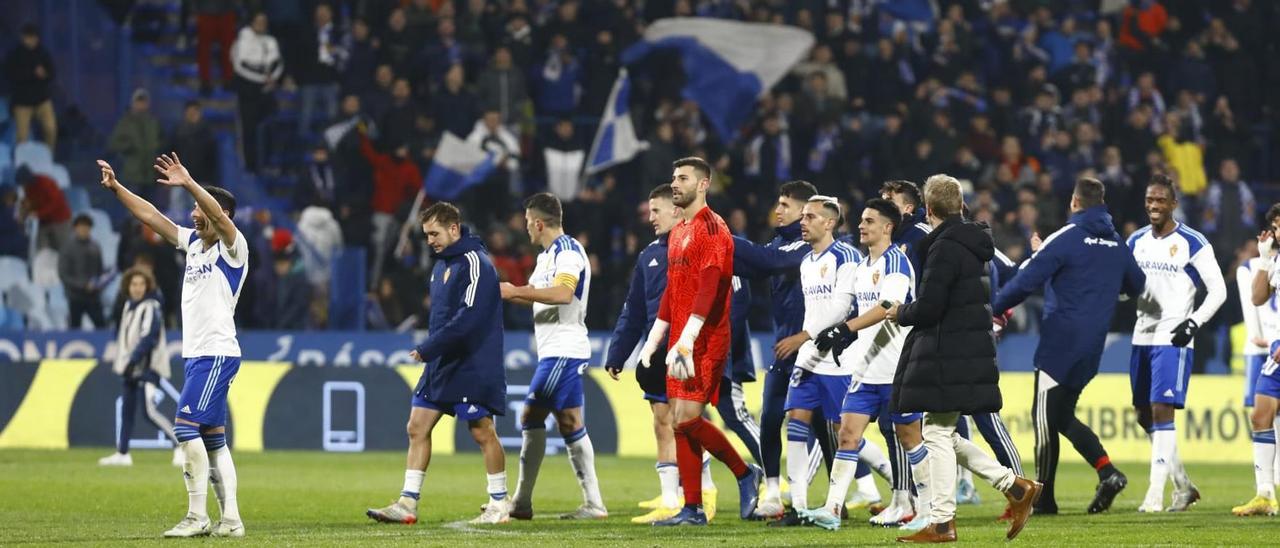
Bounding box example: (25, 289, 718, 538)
(814, 323, 853, 352)
(1171, 319, 1198, 347)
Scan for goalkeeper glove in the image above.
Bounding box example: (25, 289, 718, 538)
(666, 316, 704, 379)
(814, 322, 852, 353)
(638, 319, 669, 368)
(1170, 318, 1198, 347)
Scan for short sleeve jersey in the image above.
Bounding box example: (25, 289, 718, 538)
(530, 234, 591, 359)
(839, 246, 916, 384)
(666, 206, 735, 342)
(176, 227, 248, 358)
(794, 240, 860, 375)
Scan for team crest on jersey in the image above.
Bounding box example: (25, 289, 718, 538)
(820, 265, 828, 278)
(872, 270, 881, 284)
(1169, 244, 1178, 257)
(443, 267, 451, 283)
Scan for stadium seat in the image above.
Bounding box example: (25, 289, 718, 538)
(30, 249, 60, 288)
(48, 163, 71, 189)
(0, 142, 12, 183)
(0, 305, 24, 330)
(0, 256, 29, 291)
(1, 274, 53, 330)
(13, 141, 54, 176)
(44, 283, 69, 330)
(66, 186, 90, 213)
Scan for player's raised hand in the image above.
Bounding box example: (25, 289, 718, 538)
(154, 152, 194, 187)
(97, 160, 120, 192)
(1029, 231, 1043, 253)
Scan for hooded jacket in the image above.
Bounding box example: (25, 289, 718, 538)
(413, 227, 506, 414)
(893, 216, 1002, 414)
(114, 291, 171, 379)
(993, 205, 1146, 388)
(733, 221, 808, 372)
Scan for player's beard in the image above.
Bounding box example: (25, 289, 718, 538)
(672, 190, 695, 208)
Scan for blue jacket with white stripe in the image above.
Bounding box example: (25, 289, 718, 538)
(733, 221, 808, 372)
(992, 206, 1146, 387)
(606, 235, 668, 367)
(414, 227, 506, 414)
(894, 208, 932, 275)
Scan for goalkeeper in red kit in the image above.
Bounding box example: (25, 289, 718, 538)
(638, 157, 762, 526)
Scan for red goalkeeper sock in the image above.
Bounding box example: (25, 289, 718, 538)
(678, 417, 748, 478)
(675, 427, 703, 506)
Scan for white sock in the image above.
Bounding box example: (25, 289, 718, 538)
(859, 437, 892, 482)
(786, 441, 810, 509)
(1274, 414, 1280, 488)
(905, 443, 931, 517)
(566, 429, 604, 508)
(180, 440, 209, 518)
(765, 476, 781, 503)
(208, 447, 239, 522)
(855, 474, 879, 501)
(1148, 426, 1175, 502)
(657, 462, 680, 508)
(701, 452, 716, 490)
(401, 469, 425, 507)
(487, 471, 508, 502)
(514, 428, 547, 507)
(824, 446, 860, 512)
(1253, 430, 1277, 498)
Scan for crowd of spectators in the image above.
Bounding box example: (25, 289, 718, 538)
(6, 0, 1280, 339)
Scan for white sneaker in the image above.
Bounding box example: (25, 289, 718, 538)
(163, 513, 211, 537)
(870, 502, 913, 526)
(172, 447, 185, 467)
(471, 499, 511, 524)
(559, 503, 608, 520)
(98, 453, 133, 466)
(1137, 501, 1163, 513)
(754, 498, 785, 519)
(845, 489, 882, 511)
(212, 519, 245, 537)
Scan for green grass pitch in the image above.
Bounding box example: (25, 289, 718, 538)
(0, 449, 1274, 546)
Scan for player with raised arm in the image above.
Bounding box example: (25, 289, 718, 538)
(1234, 207, 1280, 517)
(365, 202, 511, 526)
(638, 157, 762, 526)
(1240, 206, 1280, 412)
(1127, 174, 1227, 513)
(100, 153, 246, 538)
(500, 193, 607, 520)
(766, 196, 860, 527)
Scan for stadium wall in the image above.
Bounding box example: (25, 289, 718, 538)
(0, 331, 1255, 462)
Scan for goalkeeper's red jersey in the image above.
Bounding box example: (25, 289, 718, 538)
(662, 206, 734, 402)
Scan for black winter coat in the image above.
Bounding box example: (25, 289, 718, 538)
(892, 215, 1002, 414)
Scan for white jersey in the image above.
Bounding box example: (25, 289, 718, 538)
(531, 234, 591, 359)
(1127, 223, 1226, 347)
(1240, 257, 1280, 354)
(839, 246, 915, 384)
(176, 227, 247, 358)
(794, 240, 860, 376)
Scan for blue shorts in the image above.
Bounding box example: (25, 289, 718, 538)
(526, 357, 587, 411)
(841, 381, 923, 424)
(411, 395, 493, 421)
(1245, 354, 1266, 407)
(177, 356, 241, 427)
(1256, 341, 1280, 401)
(783, 368, 849, 420)
(1129, 345, 1193, 408)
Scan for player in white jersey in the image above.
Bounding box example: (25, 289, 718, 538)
(767, 196, 860, 526)
(500, 193, 606, 520)
(1234, 206, 1280, 517)
(1127, 174, 1227, 513)
(99, 154, 246, 538)
(800, 199, 926, 531)
(1239, 231, 1280, 409)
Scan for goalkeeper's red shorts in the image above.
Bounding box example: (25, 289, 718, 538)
(666, 333, 729, 405)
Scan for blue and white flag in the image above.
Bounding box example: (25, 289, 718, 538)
(584, 68, 647, 176)
(423, 132, 497, 200)
(621, 18, 814, 141)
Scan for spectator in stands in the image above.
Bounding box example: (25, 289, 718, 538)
(477, 46, 530, 130)
(107, 89, 162, 197)
(4, 24, 57, 149)
(169, 101, 218, 188)
(15, 165, 70, 251)
(194, 0, 237, 94)
(421, 16, 470, 91)
(341, 18, 378, 96)
(433, 64, 479, 138)
(60, 214, 105, 329)
(533, 33, 581, 117)
(296, 143, 336, 209)
(1202, 157, 1256, 266)
(378, 7, 415, 76)
(270, 249, 311, 329)
(230, 11, 283, 171)
(1157, 113, 1207, 198)
(296, 3, 345, 136)
(0, 184, 26, 259)
(379, 78, 419, 150)
(358, 126, 421, 289)
(541, 118, 585, 201)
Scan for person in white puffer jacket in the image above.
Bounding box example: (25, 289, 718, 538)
(230, 12, 283, 169)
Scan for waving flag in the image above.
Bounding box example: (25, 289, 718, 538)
(423, 132, 497, 200)
(584, 68, 648, 176)
(621, 18, 814, 141)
